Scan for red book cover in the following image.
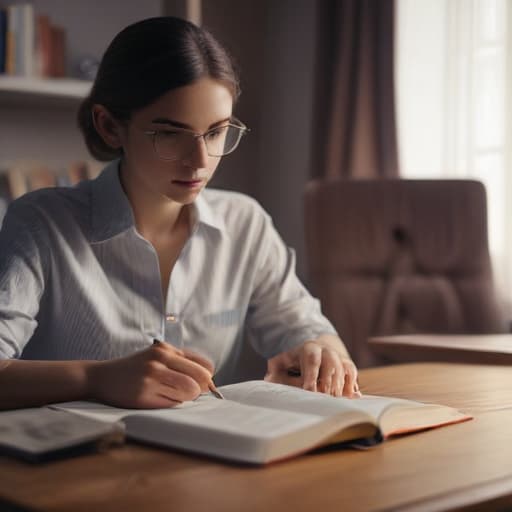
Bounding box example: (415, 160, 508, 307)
(67, 161, 88, 185)
(35, 14, 51, 77)
(27, 165, 56, 191)
(50, 24, 66, 77)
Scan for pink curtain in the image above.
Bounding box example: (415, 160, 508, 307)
(313, 0, 399, 179)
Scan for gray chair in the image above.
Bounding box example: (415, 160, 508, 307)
(304, 179, 507, 367)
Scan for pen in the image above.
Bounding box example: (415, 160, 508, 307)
(208, 380, 225, 400)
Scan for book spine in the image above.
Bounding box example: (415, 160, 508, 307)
(50, 24, 66, 77)
(5, 6, 16, 75)
(6, 168, 28, 200)
(67, 161, 89, 186)
(27, 166, 56, 191)
(0, 9, 6, 74)
(3, 8, 67, 78)
(22, 4, 35, 77)
(36, 14, 51, 77)
(14, 5, 24, 76)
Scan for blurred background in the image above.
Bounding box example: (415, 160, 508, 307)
(0, 0, 509, 365)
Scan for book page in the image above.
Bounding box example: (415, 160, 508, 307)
(131, 396, 328, 437)
(220, 382, 473, 439)
(219, 381, 378, 421)
(50, 401, 190, 422)
(53, 395, 327, 439)
(121, 395, 373, 464)
(219, 381, 458, 424)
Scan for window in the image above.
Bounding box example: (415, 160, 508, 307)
(396, 0, 511, 312)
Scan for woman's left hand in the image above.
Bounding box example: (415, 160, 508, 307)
(264, 334, 361, 398)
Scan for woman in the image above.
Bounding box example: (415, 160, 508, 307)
(0, 17, 359, 410)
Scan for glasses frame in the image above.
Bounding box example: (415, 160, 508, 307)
(143, 117, 250, 161)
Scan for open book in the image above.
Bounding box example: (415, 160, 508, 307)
(51, 380, 472, 465)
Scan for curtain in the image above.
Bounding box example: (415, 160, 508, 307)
(313, 0, 399, 179)
(396, 0, 512, 317)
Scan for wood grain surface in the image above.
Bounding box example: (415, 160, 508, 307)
(1, 363, 511, 512)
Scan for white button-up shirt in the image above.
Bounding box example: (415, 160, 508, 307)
(0, 160, 336, 384)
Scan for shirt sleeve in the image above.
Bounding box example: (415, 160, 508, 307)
(246, 210, 337, 359)
(0, 203, 47, 358)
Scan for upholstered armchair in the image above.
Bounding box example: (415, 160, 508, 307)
(304, 179, 508, 367)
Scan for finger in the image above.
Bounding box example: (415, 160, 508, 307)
(181, 349, 215, 375)
(317, 349, 340, 395)
(325, 351, 345, 397)
(332, 364, 346, 397)
(154, 395, 183, 408)
(155, 367, 202, 402)
(154, 350, 213, 393)
(153, 339, 185, 357)
(141, 391, 183, 409)
(300, 343, 322, 392)
(341, 360, 358, 397)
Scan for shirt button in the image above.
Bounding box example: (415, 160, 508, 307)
(166, 314, 178, 323)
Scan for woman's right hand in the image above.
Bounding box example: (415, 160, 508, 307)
(87, 341, 215, 409)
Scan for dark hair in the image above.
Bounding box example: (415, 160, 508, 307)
(77, 16, 240, 161)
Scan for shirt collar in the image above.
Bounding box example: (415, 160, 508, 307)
(191, 191, 226, 233)
(90, 159, 135, 243)
(90, 159, 226, 242)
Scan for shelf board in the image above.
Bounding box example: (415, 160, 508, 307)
(0, 76, 92, 108)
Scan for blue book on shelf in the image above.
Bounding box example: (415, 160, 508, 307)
(0, 9, 6, 74)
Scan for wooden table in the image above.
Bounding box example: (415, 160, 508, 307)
(1, 363, 512, 512)
(369, 334, 512, 365)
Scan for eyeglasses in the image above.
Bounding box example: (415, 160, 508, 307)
(143, 118, 250, 161)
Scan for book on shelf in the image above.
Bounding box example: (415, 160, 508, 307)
(49, 23, 65, 77)
(3, 160, 102, 200)
(52, 380, 472, 465)
(6, 165, 28, 199)
(1, 4, 66, 78)
(4, 3, 34, 77)
(26, 165, 56, 190)
(4, 161, 52, 199)
(0, 9, 6, 74)
(35, 14, 51, 77)
(0, 173, 11, 224)
(67, 161, 89, 185)
(0, 407, 125, 463)
(5, 5, 16, 75)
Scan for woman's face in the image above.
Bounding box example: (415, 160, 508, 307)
(119, 77, 234, 204)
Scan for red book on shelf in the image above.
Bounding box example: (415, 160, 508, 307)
(35, 14, 52, 77)
(50, 24, 66, 77)
(5, 5, 17, 75)
(67, 161, 89, 185)
(27, 165, 56, 191)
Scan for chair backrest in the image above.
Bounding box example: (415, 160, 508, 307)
(304, 179, 507, 367)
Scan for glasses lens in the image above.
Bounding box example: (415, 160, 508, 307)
(205, 125, 243, 157)
(154, 130, 192, 160)
(153, 124, 246, 160)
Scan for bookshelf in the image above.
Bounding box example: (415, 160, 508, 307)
(0, 0, 171, 171)
(0, 76, 91, 107)
(0, 76, 91, 98)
